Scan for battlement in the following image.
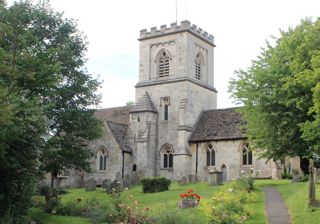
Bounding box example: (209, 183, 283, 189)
(139, 20, 215, 46)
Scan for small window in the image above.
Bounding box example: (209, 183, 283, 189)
(156, 49, 170, 77)
(161, 145, 173, 169)
(160, 97, 170, 121)
(97, 147, 108, 171)
(205, 144, 215, 166)
(242, 144, 252, 165)
(164, 104, 168, 120)
(133, 164, 137, 172)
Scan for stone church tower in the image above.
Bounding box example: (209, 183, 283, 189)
(130, 20, 217, 179)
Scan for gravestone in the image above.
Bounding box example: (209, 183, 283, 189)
(85, 178, 96, 191)
(102, 179, 111, 189)
(131, 172, 140, 185)
(187, 174, 194, 183)
(208, 170, 223, 186)
(178, 176, 188, 185)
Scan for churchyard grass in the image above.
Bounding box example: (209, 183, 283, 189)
(30, 181, 269, 223)
(29, 208, 90, 224)
(276, 181, 320, 224)
(29, 179, 320, 223)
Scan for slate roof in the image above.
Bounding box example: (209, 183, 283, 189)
(95, 106, 131, 125)
(106, 121, 132, 153)
(130, 92, 157, 113)
(189, 107, 246, 142)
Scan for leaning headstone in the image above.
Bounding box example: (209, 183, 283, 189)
(85, 178, 96, 191)
(178, 176, 188, 185)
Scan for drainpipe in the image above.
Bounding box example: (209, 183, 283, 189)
(122, 151, 125, 179)
(196, 143, 199, 174)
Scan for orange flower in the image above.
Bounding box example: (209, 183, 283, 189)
(134, 200, 139, 206)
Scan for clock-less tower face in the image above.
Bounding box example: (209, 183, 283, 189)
(133, 21, 217, 179)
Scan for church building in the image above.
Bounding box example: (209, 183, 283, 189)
(57, 21, 289, 187)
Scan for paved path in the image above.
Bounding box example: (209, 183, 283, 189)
(263, 187, 291, 224)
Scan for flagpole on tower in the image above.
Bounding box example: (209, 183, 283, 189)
(175, 0, 178, 23)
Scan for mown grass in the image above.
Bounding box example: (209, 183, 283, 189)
(30, 181, 268, 223)
(275, 181, 320, 224)
(29, 208, 90, 224)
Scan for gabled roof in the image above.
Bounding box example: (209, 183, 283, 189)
(95, 106, 131, 125)
(106, 121, 132, 153)
(189, 107, 246, 142)
(130, 92, 157, 113)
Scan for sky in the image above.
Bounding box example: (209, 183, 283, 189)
(8, 0, 320, 109)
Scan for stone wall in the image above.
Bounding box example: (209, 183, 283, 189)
(190, 140, 272, 181)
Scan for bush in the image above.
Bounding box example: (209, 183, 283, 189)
(45, 198, 60, 213)
(236, 175, 255, 192)
(38, 186, 50, 196)
(141, 177, 171, 193)
(208, 180, 257, 224)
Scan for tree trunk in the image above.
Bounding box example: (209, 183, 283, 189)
(51, 170, 58, 188)
(308, 159, 317, 207)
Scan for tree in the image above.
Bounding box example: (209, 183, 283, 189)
(229, 18, 320, 207)
(0, 1, 102, 221)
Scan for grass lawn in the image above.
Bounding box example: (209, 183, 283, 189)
(276, 181, 320, 224)
(29, 208, 90, 224)
(30, 181, 269, 223)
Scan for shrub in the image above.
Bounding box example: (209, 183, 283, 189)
(141, 177, 171, 193)
(208, 180, 257, 224)
(106, 179, 123, 195)
(38, 186, 50, 196)
(45, 198, 60, 213)
(236, 175, 255, 192)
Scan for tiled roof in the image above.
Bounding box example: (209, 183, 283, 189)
(131, 92, 157, 113)
(94, 106, 131, 125)
(107, 121, 132, 153)
(189, 108, 246, 142)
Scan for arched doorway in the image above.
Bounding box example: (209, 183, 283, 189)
(221, 165, 227, 182)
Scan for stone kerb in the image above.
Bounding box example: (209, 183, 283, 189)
(139, 20, 214, 45)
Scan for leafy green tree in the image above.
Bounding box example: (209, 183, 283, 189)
(0, 0, 101, 220)
(230, 18, 320, 206)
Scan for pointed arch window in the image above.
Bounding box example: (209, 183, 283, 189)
(161, 145, 173, 169)
(97, 147, 108, 171)
(205, 144, 215, 166)
(242, 144, 252, 165)
(195, 52, 204, 80)
(156, 49, 170, 77)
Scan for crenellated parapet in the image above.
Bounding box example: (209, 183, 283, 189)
(139, 20, 215, 46)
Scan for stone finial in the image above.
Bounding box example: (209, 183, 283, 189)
(197, 27, 203, 34)
(150, 27, 157, 34)
(140, 29, 147, 37)
(191, 24, 197, 31)
(181, 20, 191, 29)
(170, 22, 177, 29)
(160, 24, 167, 32)
(208, 34, 214, 42)
(203, 31, 208, 38)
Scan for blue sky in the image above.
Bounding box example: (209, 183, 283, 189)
(8, 0, 320, 108)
